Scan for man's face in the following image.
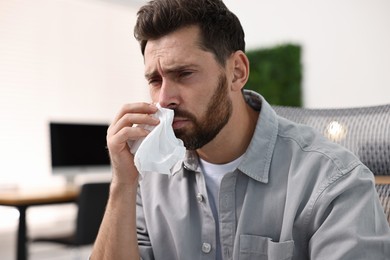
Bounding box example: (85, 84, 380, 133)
(173, 73, 232, 149)
(144, 26, 232, 149)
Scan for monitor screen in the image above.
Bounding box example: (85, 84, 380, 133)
(50, 122, 111, 174)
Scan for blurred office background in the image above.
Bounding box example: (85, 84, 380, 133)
(1, 0, 389, 259)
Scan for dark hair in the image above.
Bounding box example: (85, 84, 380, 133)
(134, 0, 245, 66)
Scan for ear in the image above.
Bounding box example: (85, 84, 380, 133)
(230, 50, 250, 92)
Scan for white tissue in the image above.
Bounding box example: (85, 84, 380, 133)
(129, 104, 186, 176)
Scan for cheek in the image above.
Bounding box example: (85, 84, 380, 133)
(190, 81, 216, 103)
(184, 91, 209, 111)
(149, 88, 160, 103)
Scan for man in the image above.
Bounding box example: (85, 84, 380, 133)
(91, 0, 390, 259)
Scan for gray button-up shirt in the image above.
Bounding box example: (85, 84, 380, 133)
(136, 91, 390, 260)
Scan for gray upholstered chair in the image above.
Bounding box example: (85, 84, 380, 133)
(272, 103, 390, 223)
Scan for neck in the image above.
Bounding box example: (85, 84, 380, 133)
(196, 95, 259, 164)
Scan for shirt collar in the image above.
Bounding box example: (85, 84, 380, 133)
(182, 150, 201, 172)
(237, 90, 278, 183)
(181, 90, 279, 183)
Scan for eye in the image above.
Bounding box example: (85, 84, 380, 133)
(178, 70, 193, 80)
(148, 77, 162, 87)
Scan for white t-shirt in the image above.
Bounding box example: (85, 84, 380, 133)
(199, 155, 244, 260)
(200, 155, 244, 213)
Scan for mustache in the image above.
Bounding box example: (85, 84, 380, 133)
(173, 108, 197, 123)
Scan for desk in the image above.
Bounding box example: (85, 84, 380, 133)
(0, 186, 79, 260)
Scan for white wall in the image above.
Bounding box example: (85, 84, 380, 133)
(224, 0, 390, 108)
(0, 0, 147, 187)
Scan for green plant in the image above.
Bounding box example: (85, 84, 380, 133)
(245, 44, 302, 107)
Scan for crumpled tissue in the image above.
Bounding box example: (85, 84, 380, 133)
(128, 104, 186, 177)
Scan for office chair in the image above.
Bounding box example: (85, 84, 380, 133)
(31, 182, 110, 247)
(272, 103, 390, 223)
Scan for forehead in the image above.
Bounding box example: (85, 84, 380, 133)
(144, 26, 216, 74)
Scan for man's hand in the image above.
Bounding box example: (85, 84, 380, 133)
(91, 103, 159, 260)
(107, 102, 159, 185)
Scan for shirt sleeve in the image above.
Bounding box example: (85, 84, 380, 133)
(308, 164, 390, 259)
(136, 186, 155, 259)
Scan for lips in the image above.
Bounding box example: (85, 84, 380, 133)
(172, 117, 189, 130)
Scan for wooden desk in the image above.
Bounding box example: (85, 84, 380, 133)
(0, 186, 79, 260)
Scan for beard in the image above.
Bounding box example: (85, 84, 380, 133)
(173, 73, 233, 150)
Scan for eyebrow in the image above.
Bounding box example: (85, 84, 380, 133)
(145, 64, 199, 79)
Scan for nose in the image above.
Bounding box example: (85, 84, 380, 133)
(158, 79, 180, 109)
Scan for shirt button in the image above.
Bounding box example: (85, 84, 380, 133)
(196, 193, 204, 203)
(202, 242, 212, 253)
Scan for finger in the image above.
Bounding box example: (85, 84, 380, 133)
(112, 102, 158, 125)
(108, 113, 159, 137)
(107, 126, 150, 151)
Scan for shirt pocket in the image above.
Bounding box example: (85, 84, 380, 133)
(239, 235, 294, 260)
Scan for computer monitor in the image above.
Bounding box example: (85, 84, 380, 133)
(49, 122, 111, 184)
